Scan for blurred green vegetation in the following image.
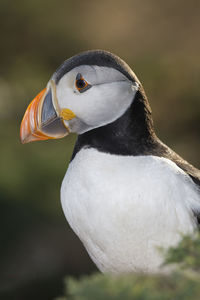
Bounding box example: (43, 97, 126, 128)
(0, 0, 199, 299)
(57, 233, 200, 300)
(164, 233, 200, 271)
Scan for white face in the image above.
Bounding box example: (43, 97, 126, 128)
(54, 65, 139, 134)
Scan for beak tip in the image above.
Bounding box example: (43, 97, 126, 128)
(20, 131, 48, 144)
(20, 136, 28, 144)
(20, 123, 28, 144)
(19, 123, 36, 144)
(20, 134, 28, 144)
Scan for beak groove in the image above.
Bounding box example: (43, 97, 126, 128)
(20, 81, 72, 144)
(20, 88, 51, 144)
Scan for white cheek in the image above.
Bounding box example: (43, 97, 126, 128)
(79, 82, 135, 127)
(56, 77, 137, 132)
(56, 85, 84, 114)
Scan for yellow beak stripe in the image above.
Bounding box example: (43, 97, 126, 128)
(60, 109, 76, 121)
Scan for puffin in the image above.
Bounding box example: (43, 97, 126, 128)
(20, 50, 200, 273)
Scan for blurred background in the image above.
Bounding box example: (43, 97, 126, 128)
(0, 0, 199, 299)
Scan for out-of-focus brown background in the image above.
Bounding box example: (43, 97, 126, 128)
(0, 0, 199, 299)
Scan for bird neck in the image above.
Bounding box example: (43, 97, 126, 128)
(72, 88, 158, 159)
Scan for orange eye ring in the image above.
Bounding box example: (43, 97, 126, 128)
(75, 73, 91, 93)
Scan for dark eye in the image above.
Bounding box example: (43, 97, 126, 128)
(75, 73, 91, 93)
(76, 78, 87, 89)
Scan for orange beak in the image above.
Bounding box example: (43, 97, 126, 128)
(20, 82, 70, 144)
(20, 88, 50, 143)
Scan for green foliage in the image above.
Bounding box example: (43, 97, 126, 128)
(165, 232, 200, 271)
(56, 233, 200, 300)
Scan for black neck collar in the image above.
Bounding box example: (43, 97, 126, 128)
(71, 88, 159, 160)
(70, 88, 200, 193)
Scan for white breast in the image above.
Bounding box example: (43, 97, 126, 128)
(61, 148, 200, 273)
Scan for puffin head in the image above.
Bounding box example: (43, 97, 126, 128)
(20, 50, 140, 143)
